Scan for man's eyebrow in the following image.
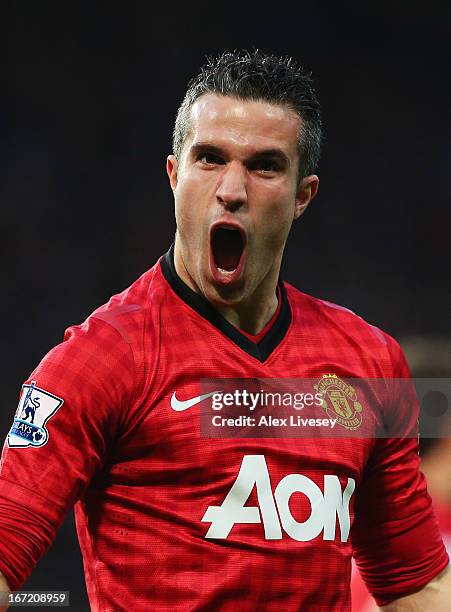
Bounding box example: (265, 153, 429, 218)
(190, 142, 290, 165)
(190, 143, 225, 157)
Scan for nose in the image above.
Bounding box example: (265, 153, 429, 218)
(216, 161, 247, 211)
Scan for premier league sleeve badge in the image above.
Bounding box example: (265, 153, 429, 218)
(7, 381, 64, 448)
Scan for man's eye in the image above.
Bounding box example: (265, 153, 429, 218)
(250, 160, 280, 173)
(198, 153, 223, 165)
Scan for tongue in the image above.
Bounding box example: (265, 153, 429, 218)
(212, 228, 243, 271)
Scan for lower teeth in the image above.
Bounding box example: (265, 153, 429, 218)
(217, 267, 236, 274)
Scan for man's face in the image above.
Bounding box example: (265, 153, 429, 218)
(167, 93, 318, 307)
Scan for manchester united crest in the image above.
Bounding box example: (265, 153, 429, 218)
(315, 374, 363, 430)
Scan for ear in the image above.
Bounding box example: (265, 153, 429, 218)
(294, 174, 319, 220)
(166, 155, 178, 192)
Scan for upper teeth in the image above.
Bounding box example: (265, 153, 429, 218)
(219, 225, 236, 231)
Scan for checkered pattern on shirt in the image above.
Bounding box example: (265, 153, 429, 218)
(0, 258, 447, 611)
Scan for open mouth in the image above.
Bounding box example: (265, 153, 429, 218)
(211, 225, 245, 273)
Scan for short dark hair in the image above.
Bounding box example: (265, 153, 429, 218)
(172, 49, 322, 181)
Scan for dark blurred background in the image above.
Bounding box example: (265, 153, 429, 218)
(2, 2, 450, 609)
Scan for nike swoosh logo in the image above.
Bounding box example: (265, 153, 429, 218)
(170, 390, 222, 412)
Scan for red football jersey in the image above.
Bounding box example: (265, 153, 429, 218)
(0, 247, 448, 611)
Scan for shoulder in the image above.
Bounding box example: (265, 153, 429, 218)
(284, 281, 409, 377)
(61, 256, 169, 350)
(57, 258, 168, 384)
(87, 257, 167, 341)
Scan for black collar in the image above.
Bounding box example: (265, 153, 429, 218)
(160, 245, 291, 363)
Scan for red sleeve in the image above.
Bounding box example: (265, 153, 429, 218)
(351, 334, 449, 607)
(0, 316, 136, 590)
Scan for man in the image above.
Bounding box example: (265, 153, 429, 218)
(0, 50, 449, 611)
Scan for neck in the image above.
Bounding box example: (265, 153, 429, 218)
(173, 242, 280, 335)
(213, 281, 279, 335)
